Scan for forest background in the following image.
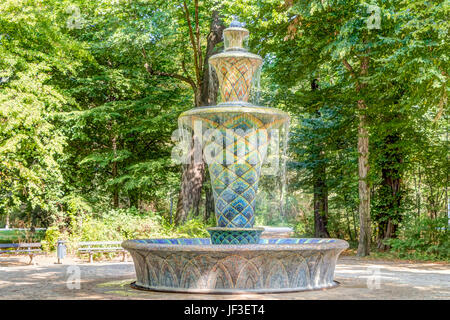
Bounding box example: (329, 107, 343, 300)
(0, 0, 448, 260)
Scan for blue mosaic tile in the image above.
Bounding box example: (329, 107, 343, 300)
(208, 229, 263, 245)
(241, 169, 257, 185)
(230, 197, 247, 212)
(134, 238, 337, 245)
(209, 163, 223, 177)
(221, 189, 238, 203)
(231, 214, 249, 227)
(230, 179, 248, 194)
(241, 205, 254, 220)
(206, 114, 269, 229)
(232, 163, 250, 177)
(217, 215, 230, 227)
(242, 187, 255, 202)
(215, 198, 227, 212)
(223, 206, 239, 222)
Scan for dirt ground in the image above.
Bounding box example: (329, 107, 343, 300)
(0, 254, 448, 300)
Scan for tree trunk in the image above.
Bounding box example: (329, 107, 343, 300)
(199, 11, 225, 107)
(377, 131, 403, 251)
(313, 167, 330, 238)
(174, 142, 205, 225)
(357, 99, 371, 256)
(343, 52, 372, 257)
(345, 208, 354, 241)
(174, 11, 225, 225)
(129, 192, 138, 209)
(414, 166, 421, 220)
(311, 79, 330, 238)
(204, 184, 215, 222)
(112, 135, 119, 208)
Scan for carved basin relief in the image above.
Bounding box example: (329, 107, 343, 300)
(124, 238, 347, 293)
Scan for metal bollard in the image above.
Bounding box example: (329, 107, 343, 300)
(56, 239, 67, 264)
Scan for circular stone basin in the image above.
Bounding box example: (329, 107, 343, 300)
(122, 238, 349, 294)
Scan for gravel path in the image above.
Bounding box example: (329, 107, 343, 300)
(0, 255, 448, 300)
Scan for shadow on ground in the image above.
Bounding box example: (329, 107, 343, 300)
(0, 256, 448, 299)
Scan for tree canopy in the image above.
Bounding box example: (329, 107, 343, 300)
(0, 0, 448, 259)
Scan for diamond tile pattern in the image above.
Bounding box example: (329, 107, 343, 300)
(210, 57, 262, 103)
(208, 229, 263, 245)
(205, 114, 269, 228)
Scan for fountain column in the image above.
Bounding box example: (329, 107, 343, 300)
(177, 19, 290, 244)
(204, 21, 281, 243)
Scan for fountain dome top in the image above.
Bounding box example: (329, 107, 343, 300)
(229, 16, 245, 28)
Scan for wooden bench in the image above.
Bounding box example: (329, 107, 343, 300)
(0, 243, 43, 265)
(78, 241, 128, 263)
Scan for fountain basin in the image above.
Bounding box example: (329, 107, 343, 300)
(122, 238, 348, 293)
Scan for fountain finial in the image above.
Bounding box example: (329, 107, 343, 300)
(222, 17, 249, 52)
(229, 16, 244, 28)
(208, 17, 261, 104)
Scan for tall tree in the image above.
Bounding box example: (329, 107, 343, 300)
(141, 1, 225, 224)
(311, 79, 330, 238)
(60, 0, 187, 213)
(0, 0, 88, 226)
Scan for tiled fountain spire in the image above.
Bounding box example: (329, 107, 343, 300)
(209, 20, 262, 104)
(178, 20, 289, 243)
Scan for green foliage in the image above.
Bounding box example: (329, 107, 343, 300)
(40, 208, 211, 252)
(384, 215, 449, 261)
(175, 218, 211, 238)
(0, 0, 87, 224)
(0, 0, 447, 262)
(57, 0, 193, 213)
(41, 226, 62, 252)
(220, 0, 448, 259)
(294, 219, 314, 238)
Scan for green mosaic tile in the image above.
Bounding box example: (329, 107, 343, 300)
(207, 228, 263, 245)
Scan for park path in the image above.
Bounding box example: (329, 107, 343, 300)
(0, 255, 448, 299)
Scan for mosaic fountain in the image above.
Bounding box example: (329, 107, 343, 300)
(122, 20, 348, 293)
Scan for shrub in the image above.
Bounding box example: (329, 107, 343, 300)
(384, 215, 449, 260)
(41, 226, 62, 252)
(175, 218, 210, 238)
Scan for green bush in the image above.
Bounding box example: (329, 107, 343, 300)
(41, 226, 62, 252)
(98, 208, 165, 240)
(77, 218, 121, 242)
(175, 218, 210, 238)
(293, 212, 315, 237)
(42, 208, 213, 254)
(384, 215, 449, 261)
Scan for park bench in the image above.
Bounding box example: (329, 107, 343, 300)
(77, 241, 128, 263)
(0, 243, 43, 265)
